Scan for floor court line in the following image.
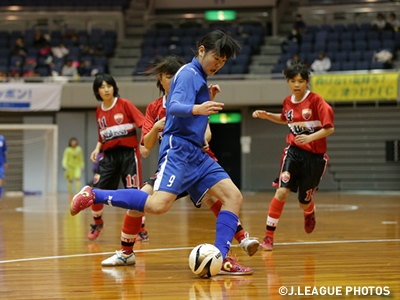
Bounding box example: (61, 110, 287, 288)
(0, 238, 399, 265)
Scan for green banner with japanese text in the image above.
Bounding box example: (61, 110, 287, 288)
(311, 72, 399, 101)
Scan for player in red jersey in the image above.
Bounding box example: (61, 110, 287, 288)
(88, 74, 145, 240)
(101, 56, 259, 273)
(252, 62, 334, 251)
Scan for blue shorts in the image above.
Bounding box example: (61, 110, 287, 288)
(0, 165, 4, 179)
(154, 135, 229, 206)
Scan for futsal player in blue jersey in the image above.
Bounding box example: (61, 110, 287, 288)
(0, 135, 7, 199)
(71, 30, 253, 275)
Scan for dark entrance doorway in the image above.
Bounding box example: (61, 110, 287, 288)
(209, 112, 241, 189)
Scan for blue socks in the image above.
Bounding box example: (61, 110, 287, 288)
(214, 210, 238, 259)
(93, 189, 149, 212)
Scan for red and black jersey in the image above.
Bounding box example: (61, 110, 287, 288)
(96, 97, 145, 151)
(280, 91, 334, 154)
(140, 96, 166, 145)
(142, 96, 218, 161)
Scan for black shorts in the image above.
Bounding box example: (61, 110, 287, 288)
(94, 146, 141, 190)
(278, 146, 328, 204)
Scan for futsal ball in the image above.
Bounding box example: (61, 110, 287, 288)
(188, 243, 223, 278)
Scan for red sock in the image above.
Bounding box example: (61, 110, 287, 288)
(209, 200, 222, 217)
(234, 220, 246, 243)
(304, 200, 315, 215)
(121, 212, 143, 254)
(91, 204, 104, 225)
(266, 197, 285, 238)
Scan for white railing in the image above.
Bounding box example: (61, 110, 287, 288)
(0, 68, 397, 83)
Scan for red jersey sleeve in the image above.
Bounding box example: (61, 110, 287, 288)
(125, 100, 145, 128)
(316, 95, 334, 129)
(142, 101, 159, 140)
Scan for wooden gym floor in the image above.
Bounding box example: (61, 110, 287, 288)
(0, 191, 399, 300)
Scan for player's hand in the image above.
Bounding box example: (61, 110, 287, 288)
(155, 117, 166, 130)
(90, 149, 99, 162)
(202, 141, 210, 152)
(295, 134, 312, 145)
(208, 84, 221, 101)
(3, 163, 7, 170)
(140, 145, 150, 158)
(193, 101, 224, 115)
(252, 110, 269, 119)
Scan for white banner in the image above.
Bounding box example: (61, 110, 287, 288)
(0, 83, 62, 111)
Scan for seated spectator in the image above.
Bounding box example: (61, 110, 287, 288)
(62, 30, 81, 47)
(40, 44, 52, 57)
(33, 30, 52, 64)
(371, 13, 389, 32)
(39, 44, 53, 65)
(61, 59, 78, 77)
(10, 38, 27, 57)
(281, 28, 302, 53)
(33, 30, 49, 49)
(293, 14, 307, 34)
(52, 43, 69, 59)
(71, 34, 81, 47)
(374, 49, 393, 69)
(80, 45, 94, 56)
(77, 61, 92, 77)
(93, 44, 106, 57)
(311, 52, 331, 73)
(388, 13, 400, 32)
(286, 54, 302, 67)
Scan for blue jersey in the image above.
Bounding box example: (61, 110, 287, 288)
(163, 57, 210, 148)
(0, 135, 7, 165)
(154, 57, 230, 202)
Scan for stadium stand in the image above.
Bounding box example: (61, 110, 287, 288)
(273, 20, 398, 74)
(0, 28, 116, 78)
(132, 22, 265, 76)
(0, 0, 127, 79)
(0, 0, 397, 78)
